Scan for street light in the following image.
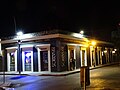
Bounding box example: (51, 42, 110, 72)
(91, 41, 96, 46)
(80, 30, 84, 35)
(17, 31, 23, 36)
(17, 31, 23, 75)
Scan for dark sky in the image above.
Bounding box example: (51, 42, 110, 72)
(0, 0, 120, 41)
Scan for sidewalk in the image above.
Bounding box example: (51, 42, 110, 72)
(0, 62, 119, 90)
(0, 62, 119, 76)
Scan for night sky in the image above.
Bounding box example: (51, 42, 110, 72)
(0, 0, 120, 41)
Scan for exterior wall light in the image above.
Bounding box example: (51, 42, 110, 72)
(91, 41, 96, 46)
(17, 31, 23, 36)
(112, 51, 115, 54)
(80, 30, 84, 34)
(104, 50, 107, 53)
(114, 49, 117, 51)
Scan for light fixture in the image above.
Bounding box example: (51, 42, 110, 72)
(91, 41, 96, 46)
(80, 30, 84, 34)
(17, 31, 23, 36)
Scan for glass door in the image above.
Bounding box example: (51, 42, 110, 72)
(69, 50, 75, 70)
(10, 52, 15, 71)
(82, 50, 85, 66)
(40, 51, 48, 71)
(24, 51, 32, 71)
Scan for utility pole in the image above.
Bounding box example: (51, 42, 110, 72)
(13, 16, 17, 34)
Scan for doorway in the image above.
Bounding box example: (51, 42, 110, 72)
(7, 49, 17, 72)
(22, 51, 33, 71)
(81, 50, 85, 66)
(81, 47, 87, 67)
(40, 51, 48, 71)
(9, 52, 15, 71)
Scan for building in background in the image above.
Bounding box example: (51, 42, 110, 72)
(0, 30, 117, 73)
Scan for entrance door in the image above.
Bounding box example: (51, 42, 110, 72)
(9, 52, 15, 71)
(40, 51, 48, 71)
(82, 50, 85, 66)
(69, 50, 75, 70)
(81, 47, 87, 67)
(7, 48, 17, 72)
(23, 51, 32, 71)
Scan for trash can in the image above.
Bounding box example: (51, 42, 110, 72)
(80, 66, 90, 87)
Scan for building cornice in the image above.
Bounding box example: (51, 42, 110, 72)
(0, 34, 85, 44)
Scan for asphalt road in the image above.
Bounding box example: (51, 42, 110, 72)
(0, 64, 120, 90)
(88, 64, 120, 90)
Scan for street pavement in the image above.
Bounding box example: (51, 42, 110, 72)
(87, 64, 120, 90)
(0, 62, 119, 90)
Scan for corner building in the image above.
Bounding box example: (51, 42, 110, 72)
(0, 30, 116, 73)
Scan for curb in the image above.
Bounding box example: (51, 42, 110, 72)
(39, 62, 119, 76)
(0, 62, 119, 76)
(39, 70, 80, 76)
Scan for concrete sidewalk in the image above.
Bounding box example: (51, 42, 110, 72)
(0, 62, 119, 90)
(0, 62, 119, 76)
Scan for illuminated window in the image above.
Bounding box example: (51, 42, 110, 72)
(10, 52, 15, 71)
(24, 51, 32, 71)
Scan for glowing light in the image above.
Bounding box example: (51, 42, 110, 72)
(114, 49, 117, 51)
(102, 52, 104, 56)
(112, 51, 115, 53)
(104, 50, 107, 53)
(17, 31, 23, 36)
(85, 43, 89, 47)
(15, 33, 33, 40)
(91, 41, 96, 46)
(80, 30, 84, 34)
(83, 38, 89, 42)
(72, 33, 84, 38)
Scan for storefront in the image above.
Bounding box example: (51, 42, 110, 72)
(68, 45, 76, 71)
(36, 44, 51, 72)
(6, 44, 51, 72)
(6, 47, 17, 71)
(0, 30, 115, 73)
